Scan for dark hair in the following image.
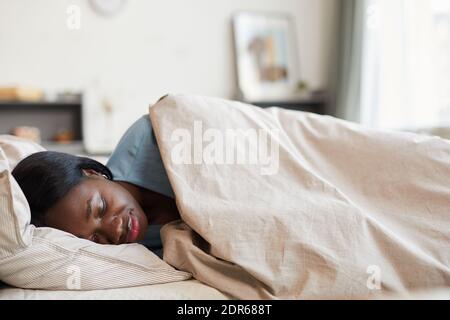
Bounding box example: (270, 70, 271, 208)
(11, 151, 113, 227)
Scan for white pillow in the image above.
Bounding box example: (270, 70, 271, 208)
(0, 135, 191, 290)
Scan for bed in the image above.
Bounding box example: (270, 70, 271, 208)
(0, 280, 231, 300)
(2, 280, 448, 300)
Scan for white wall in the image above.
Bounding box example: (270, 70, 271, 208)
(0, 0, 339, 150)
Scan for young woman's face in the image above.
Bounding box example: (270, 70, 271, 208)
(44, 172, 148, 244)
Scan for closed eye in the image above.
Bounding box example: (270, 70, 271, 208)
(100, 197, 107, 218)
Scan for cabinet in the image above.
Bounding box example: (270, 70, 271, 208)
(0, 100, 83, 142)
(244, 93, 328, 114)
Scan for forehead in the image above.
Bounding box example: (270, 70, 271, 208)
(60, 178, 102, 204)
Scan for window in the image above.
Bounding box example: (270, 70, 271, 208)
(431, 0, 450, 121)
(360, 0, 450, 130)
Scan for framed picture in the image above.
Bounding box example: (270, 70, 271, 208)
(232, 11, 301, 102)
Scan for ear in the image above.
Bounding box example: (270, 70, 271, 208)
(82, 169, 104, 178)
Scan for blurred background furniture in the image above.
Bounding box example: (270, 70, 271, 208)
(0, 99, 82, 144)
(247, 91, 328, 114)
(0, 97, 110, 163)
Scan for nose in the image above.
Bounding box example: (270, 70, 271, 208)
(99, 215, 124, 244)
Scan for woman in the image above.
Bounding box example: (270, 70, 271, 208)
(12, 114, 179, 258)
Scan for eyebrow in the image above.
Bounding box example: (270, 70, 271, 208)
(86, 198, 93, 222)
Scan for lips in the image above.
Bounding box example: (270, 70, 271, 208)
(126, 210, 140, 243)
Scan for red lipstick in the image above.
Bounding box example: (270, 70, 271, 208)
(126, 211, 140, 243)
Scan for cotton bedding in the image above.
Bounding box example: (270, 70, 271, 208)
(1, 93, 449, 299)
(149, 94, 450, 300)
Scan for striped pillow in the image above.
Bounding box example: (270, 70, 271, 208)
(0, 135, 190, 290)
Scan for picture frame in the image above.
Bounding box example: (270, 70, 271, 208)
(232, 11, 301, 102)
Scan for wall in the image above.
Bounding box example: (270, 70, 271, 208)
(0, 0, 339, 150)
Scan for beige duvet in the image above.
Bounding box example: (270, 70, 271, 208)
(150, 94, 450, 299)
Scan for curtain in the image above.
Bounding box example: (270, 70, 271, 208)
(334, 0, 450, 131)
(333, 0, 368, 122)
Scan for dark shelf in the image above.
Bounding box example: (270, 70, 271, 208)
(242, 93, 328, 114)
(0, 100, 81, 107)
(0, 100, 83, 141)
